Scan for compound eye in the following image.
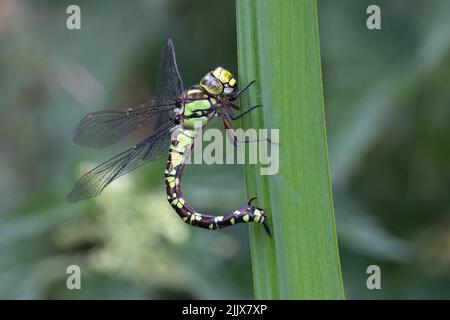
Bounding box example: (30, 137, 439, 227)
(200, 74, 223, 95)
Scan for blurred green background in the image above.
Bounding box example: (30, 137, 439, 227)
(0, 0, 449, 299)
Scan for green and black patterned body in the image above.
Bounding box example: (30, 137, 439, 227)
(164, 87, 269, 232)
(68, 39, 271, 236)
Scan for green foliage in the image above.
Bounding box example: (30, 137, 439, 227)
(236, 0, 344, 299)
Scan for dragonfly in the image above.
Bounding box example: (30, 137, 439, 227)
(67, 39, 271, 236)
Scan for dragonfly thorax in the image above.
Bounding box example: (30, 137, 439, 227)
(181, 88, 214, 129)
(200, 67, 237, 97)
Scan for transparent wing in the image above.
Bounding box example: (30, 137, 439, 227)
(73, 103, 175, 148)
(73, 38, 183, 149)
(152, 38, 184, 127)
(155, 38, 184, 104)
(67, 123, 173, 203)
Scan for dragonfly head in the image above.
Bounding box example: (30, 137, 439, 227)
(200, 67, 237, 97)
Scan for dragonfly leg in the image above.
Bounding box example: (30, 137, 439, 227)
(221, 116, 272, 147)
(230, 80, 256, 101)
(228, 105, 262, 121)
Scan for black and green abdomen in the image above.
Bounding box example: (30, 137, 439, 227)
(163, 87, 268, 233)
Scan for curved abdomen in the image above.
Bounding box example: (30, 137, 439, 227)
(164, 127, 266, 231)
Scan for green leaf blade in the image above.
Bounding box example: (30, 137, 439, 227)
(237, 0, 345, 299)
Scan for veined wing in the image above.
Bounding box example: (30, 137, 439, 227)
(155, 38, 184, 105)
(67, 122, 173, 203)
(73, 38, 184, 149)
(73, 102, 176, 148)
(152, 38, 184, 127)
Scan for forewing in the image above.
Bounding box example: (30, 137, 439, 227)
(73, 103, 175, 148)
(152, 39, 184, 127)
(73, 39, 183, 149)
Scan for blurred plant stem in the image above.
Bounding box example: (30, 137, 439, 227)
(236, 0, 344, 299)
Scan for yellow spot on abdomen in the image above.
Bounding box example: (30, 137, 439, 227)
(171, 152, 184, 167)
